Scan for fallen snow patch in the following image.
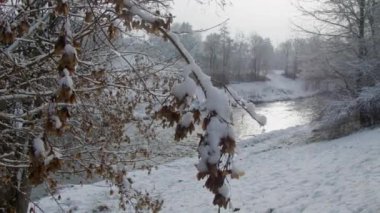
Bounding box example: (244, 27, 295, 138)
(229, 70, 319, 103)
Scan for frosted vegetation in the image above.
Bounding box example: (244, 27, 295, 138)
(1, 0, 380, 212)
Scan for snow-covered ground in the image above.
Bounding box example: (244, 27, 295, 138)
(229, 70, 318, 103)
(31, 72, 377, 212)
(32, 126, 380, 212)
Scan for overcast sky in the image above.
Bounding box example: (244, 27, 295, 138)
(172, 0, 302, 45)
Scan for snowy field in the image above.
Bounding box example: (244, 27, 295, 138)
(229, 70, 318, 103)
(32, 126, 380, 212)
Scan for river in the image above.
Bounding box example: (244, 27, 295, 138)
(234, 96, 323, 140)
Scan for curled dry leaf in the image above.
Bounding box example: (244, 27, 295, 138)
(108, 23, 117, 40)
(55, 1, 69, 16)
(174, 122, 195, 141)
(84, 11, 93, 23)
(213, 193, 230, 209)
(18, 19, 29, 36)
(220, 136, 236, 154)
(54, 36, 66, 54)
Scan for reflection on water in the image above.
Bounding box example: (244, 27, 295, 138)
(233, 97, 322, 140)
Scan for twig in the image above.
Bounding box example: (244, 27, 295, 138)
(173, 18, 230, 34)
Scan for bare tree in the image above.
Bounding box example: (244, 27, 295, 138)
(219, 23, 232, 83)
(296, 0, 380, 94)
(232, 32, 248, 79)
(203, 33, 221, 75)
(248, 34, 273, 80)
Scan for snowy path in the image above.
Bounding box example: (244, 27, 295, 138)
(34, 127, 380, 212)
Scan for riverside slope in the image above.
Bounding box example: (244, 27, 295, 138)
(32, 127, 380, 212)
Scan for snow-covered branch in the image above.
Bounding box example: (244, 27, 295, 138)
(0, 91, 54, 101)
(120, 0, 266, 208)
(6, 13, 50, 54)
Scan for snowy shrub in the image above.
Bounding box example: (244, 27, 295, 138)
(357, 84, 380, 126)
(313, 100, 360, 140)
(314, 84, 380, 140)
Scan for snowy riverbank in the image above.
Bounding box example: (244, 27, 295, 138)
(229, 70, 319, 103)
(31, 126, 380, 212)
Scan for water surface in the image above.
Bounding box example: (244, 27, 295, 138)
(234, 97, 322, 139)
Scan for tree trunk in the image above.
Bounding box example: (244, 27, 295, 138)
(358, 0, 367, 59)
(368, 0, 378, 56)
(0, 168, 31, 213)
(356, 0, 366, 93)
